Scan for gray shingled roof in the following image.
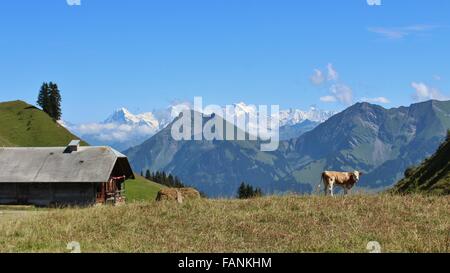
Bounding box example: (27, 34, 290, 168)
(0, 146, 134, 183)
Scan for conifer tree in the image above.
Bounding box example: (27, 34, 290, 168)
(37, 82, 62, 120)
(237, 182, 263, 199)
(37, 82, 50, 114)
(48, 82, 62, 120)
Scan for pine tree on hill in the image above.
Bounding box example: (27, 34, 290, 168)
(48, 82, 62, 120)
(37, 82, 62, 120)
(37, 82, 50, 114)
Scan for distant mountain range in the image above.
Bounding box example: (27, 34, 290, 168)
(285, 100, 450, 190)
(65, 103, 335, 151)
(64, 106, 177, 151)
(124, 100, 450, 197)
(124, 112, 310, 197)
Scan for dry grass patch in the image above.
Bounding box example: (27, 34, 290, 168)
(0, 194, 448, 253)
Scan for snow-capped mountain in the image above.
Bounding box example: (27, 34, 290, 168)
(104, 108, 160, 128)
(231, 102, 335, 124)
(219, 102, 336, 140)
(64, 108, 161, 152)
(63, 103, 336, 151)
(151, 102, 193, 129)
(279, 107, 336, 126)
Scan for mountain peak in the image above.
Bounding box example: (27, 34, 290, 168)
(69, 102, 337, 151)
(343, 101, 386, 113)
(117, 107, 130, 112)
(232, 102, 257, 114)
(104, 107, 159, 128)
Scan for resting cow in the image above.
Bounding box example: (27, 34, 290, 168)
(320, 171, 363, 196)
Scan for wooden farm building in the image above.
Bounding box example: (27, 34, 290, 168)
(0, 140, 134, 206)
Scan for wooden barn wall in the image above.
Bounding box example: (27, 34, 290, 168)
(0, 183, 16, 204)
(0, 183, 97, 206)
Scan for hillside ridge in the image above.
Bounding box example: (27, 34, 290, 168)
(0, 100, 87, 147)
(392, 132, 450, 195)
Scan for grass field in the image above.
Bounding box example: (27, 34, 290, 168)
(0, 209, 44, 225)
(124, 175, 165, 202)
(0, 100, 87, 147)
(0, 194, 448, 253)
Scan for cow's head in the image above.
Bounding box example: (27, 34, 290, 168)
(352, 171, 363, 182)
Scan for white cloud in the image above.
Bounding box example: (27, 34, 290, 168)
(310, 63, 338, 86)
(368, 25, 440, 40)
(320, 84, 353, 105)
(367, 0, 381, 6)
(367, 28, 407, 39)
(411, 82, 449, 102)
(313, 64, 352, 105)
(67, 122, 157, 143)
(361, 97, 391, 104)
(66, 0, 81, 6)
(320, 96, 337, 103)
(327, 63, 339, 81)
(433, 75, 442, 81)
(330, 84, 353, 105)
(310, 69, 325, 85)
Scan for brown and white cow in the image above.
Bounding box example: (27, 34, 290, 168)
(320, 171, 363, 196)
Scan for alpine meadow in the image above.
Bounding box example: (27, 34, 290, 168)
(0, 1, 449, 257)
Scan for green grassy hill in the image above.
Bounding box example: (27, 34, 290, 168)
(0, 100, 87, 147)
(124, 174, 165, 202)
(392, 132, 450, 195)
(0, 195, 448, 252)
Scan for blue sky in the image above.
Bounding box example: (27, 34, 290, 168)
(0, 0, 449, 123)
